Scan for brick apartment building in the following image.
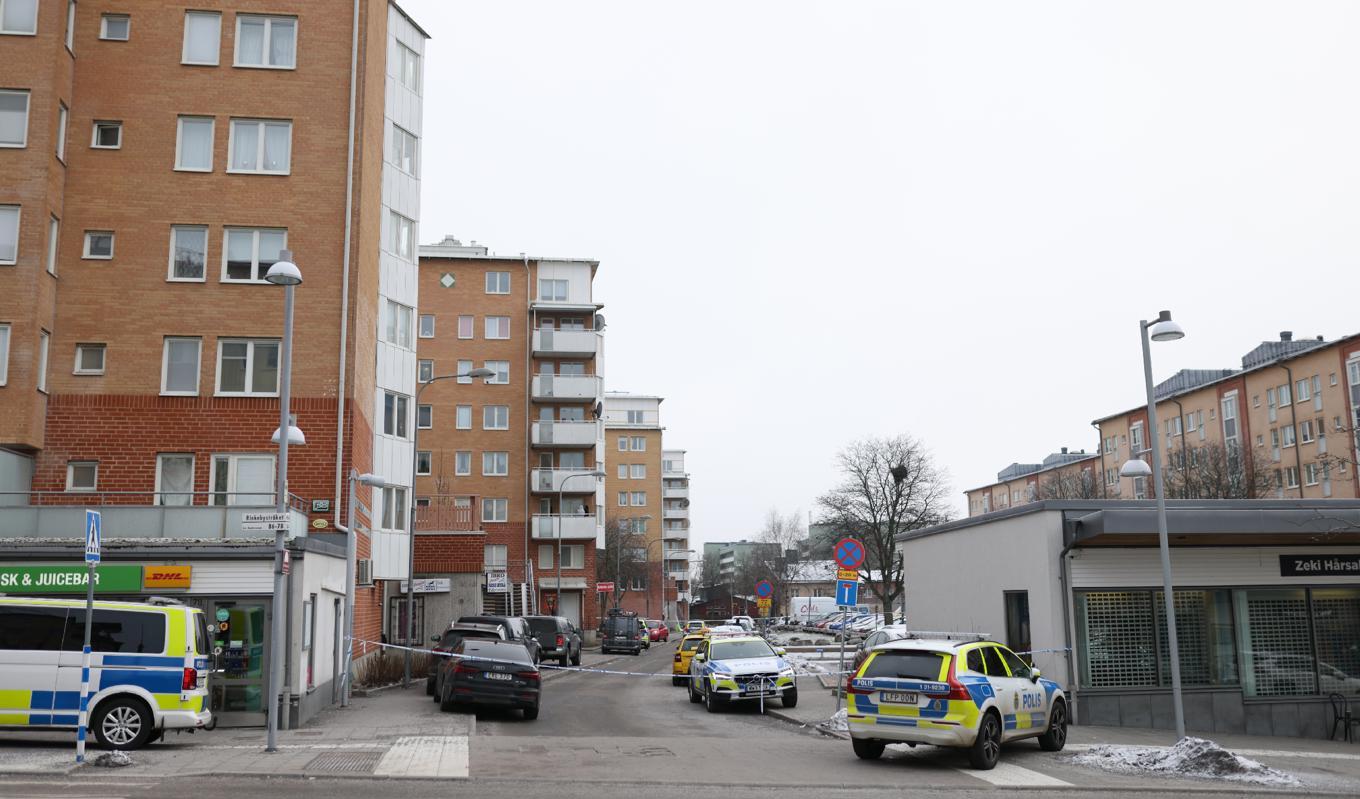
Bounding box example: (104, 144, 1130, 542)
(412, 236, 605, 635)
(965, 448, 1098, 516)
(0, 0, 429, 725)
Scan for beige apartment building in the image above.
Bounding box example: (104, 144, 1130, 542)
(413, 236, 605, 631)
(965, 449, 1099, 517)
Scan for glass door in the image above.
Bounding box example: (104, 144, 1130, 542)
(194, 598, 271, 727)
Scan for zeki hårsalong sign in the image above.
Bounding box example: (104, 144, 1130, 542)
(0, 564, 142, 593)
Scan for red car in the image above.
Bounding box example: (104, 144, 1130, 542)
(645, 619, 670, 642)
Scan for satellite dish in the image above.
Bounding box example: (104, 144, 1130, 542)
(594, 313, 607, 331)
(592, 401, 603, 419)
(680, 499, 690, 509)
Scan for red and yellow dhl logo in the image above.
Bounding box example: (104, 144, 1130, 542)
(142, 565, 191, 589)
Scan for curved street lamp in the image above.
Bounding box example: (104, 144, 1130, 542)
(552, 470, 606, 618)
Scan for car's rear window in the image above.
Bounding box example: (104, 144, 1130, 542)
(193, 611, 208, 656)
(525, 618, 557, 638)
(459, 641, 532, 665)
(680, 637, 702, 651)
(862, 651, 947, 680)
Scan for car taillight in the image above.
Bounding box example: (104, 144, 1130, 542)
(454, 661, 480, 675)
(674, 653, 682, 662)
(182, 667, 198, 691)
(516, 671, 540, 682)
(845, 665, 872, 696)
(556, 634, 564, 647)
(940, 655, 972, 700)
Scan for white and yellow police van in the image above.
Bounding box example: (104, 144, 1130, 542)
(0, 596, 212, 749)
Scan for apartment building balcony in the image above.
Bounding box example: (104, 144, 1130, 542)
(531, 420, 601, 448)
(413, 496, 479, 533)
(0, 491, 310, 540)
(663, 485, 689, 500)
(531, 514, 602, 540)
(667, 570, 690, 581)
(530, 469, 602, 494)
(531, 374, 602, 402)
(532, 329, 601, 359)
(675, 591, 692, 603)
(663, 506, 689, 520)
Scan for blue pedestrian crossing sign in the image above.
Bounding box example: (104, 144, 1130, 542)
(835, 579, 858, 607)
(84, 510, 101, 564)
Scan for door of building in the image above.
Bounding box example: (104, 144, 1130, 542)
(191, 598, 271, 727)
(557, 591, 582, 628)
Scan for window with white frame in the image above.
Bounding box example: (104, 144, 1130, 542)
(630, 464, 645, 479)
(83, 230, 113, 259)
(485, 271, 510, 294)
(181, 10, 220, 64)
(482, 498, 508, 523)
(382, 299, 413, 348)
(418, 314, 435, 338)
(91, 120, 121, 149)
(381, 486, 407, 531)
(616, 464, 627, 480)
(168, 225, 207, 281)
(176, 116, 214, 171)
(216, 338, 279, 395)
(626, 409, 644, 424)
(483, 405, 509, 430)
(482, 451, 508, 476)
(415, 451, 431, 476)
(1301, 419, 1315, 444)
(630, 491, 646, 506)
(1313, 375, 1323, 410)
(100, 13, 129, 40)
(455, 405, 471, 429)
(36, 329, 47, 391)
(617, 436, 627, 451)
(457, 315, 473, 339)
(1305, 462, 1320, 486)
(0, 324, 8, 385)
(389, 123, 417, 174)
(485, 316, 510, 339)
(161, 337, 200, 395)
(417, 359, 433, 383)
(73, 343, 104, 375)
(1221, 392, 1240, 447)
(383, 391, 409, 439)
(229, 118, 290, 173)
(1296, 379, 1310, 404)
(0, 205, 18, 264)
(395, 41, 421, 93)
(1284, 466, 1300, 489)
(617, 492, 627, 507)
(64, 0, 73, 49)
(388, 211, 413, 259)
(56, 102, 67, 160)
(1282, 424, 1296, 448)
(1278, 383, 1292, 405)
(45, 215, 58, 274)
(416, 403, 432, 429)
(223, 227, 284, 281)
(0, 89, 29, 147)
(209, 453, 275, 505)
(484, 543, 507, 567)
(155, 453, 194, 506)
(0, 0, 39, 34)
(485, 360, 509, 384)
(630, 436, 645, 451)
(235, 15, 296, 69)
(538, 278, 568, 301)
(455, 451, 471, 475)
(66, 461, 97, 491)
(538, 544, 584, 570)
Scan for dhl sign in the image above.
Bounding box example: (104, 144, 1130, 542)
(142, 565, 192, 590)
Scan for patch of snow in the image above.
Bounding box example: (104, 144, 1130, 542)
(784, 654, 831, 676)
(91, 750, 134, 768)
(1070, 737, 1300, 787)
(817, 708, 848, 733)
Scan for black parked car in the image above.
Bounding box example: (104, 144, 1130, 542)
(601, 609, 644, 655)
(426, 622, 506, 696)
(524, 615, 582, 667)
(436, 639, 541, 720)
(455, 615, 542, 663)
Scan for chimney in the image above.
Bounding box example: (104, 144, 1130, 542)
(1280, 331, 1293, 342)
(1061, 447, 1068, 454)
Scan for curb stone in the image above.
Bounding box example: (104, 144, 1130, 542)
(764, 707, 849, 740)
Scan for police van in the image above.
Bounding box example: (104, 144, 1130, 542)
(0, 597, 212, 749)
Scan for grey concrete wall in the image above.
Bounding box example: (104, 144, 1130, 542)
(419, 574, 484, 636)
(0, 450, 32, 503)
(1077, 689, 1338, 740)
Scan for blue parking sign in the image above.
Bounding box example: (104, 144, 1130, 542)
(836, 579, 858, 607)
(84, 510, 101, 564)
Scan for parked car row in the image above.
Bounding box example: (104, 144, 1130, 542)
(427, 613, 584, 721)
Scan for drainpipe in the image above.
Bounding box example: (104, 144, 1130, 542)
(1091, 422, 1105, 498)
(1282, 364, 1303, 497)
(1169, 398, 1187, 497)
(333, 0, 362, 529)
(523, 254, 534, 613)
(1056, 513, 1079, 719)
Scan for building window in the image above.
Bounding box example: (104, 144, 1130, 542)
(99, 13, 129, 40)
(36, 330, 47, 391)
(395, 41, 421, 93)
(484, 544, 507, 567)
(485, 271, 510, 294)
(0, 324, 9, 385)
(383, 391, 409, 439)
(1313, 375, 1323, 411)
(388, 211, 413, 259)
(1284, 466, 1300, 489)
(383, 299, 414, 349)
(161, 337, 200, 395)
(168, 225, 207, 281)
(91, 120, 122, 149)
(1077, 590, 1237, 690)
(630, 436, 645, 451)
(416, 403, 432, 429)
(0, 205, 18, 264)
(455, 451, 471, 476)
(181, 10, 220, 64)
(616, 464, 627, 480)
(228, 118, 290, 174)
(485, 360, 509, 384)
(630, 464, 645, 479)
(0, 89, 28, 147)
(457, 315, 473, 339)
(415, 451, 431, 476)
(418, 314, 435, 338)
(83, 230, 114, 259)
(485, 316, 510, 339)
(73, 343, 105, 375)
(381, 486, 407, 531)
(482, 498, 508, 523)
(1221, 392, 1239, 447)
(417, 359, 433, 383)
(235, 14, 296, 69)
(66, 461, 98, 492)
(617, 436, 627, 451)
(630, 491, 646, 506)
(1278, 383, 1292, 406)
(538, 544, 584, 570)
(209, 453, 275, 505)
(538, 279, 568, 301)
(55, 102, 67, 160)
(216, 338, 279, 396)
(64, 0, 73, 49)
(482, 452, 508, 476)
(1282, 424, 1296, 448)
(617, 492, 627, 507)
(483, 405, 509, 430)
(46, 215, 58, 274)
(1304, 462, 1320, 486)
(155, 453, 194, 506)
(455, 405, 471, 429)
(626, 409, 644, 424)
(175, 116, 214, 171)
(390, 123, 418, 174)
(456, 359, 473, 383)
(222, 227, 285, 282)
(1300, 420, 1315, 444)
(1233, 587, 1360, 698)
(1296, 378, 1310, 404)
(0, 0, 39, 34)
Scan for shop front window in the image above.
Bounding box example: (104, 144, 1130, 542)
(1312, 588, 1360, 696)
(1235, 588, 1314, 697)
(1155, 589, 1237, 687)
(1077, 589, 1238, 689)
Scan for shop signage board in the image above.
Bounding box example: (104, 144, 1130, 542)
(595, 581, 615, 593)
(0, 564, 142, 593)
(142, 565, 192, 590)
(486, 571, 509, 593)
(1279, 554, 1360, 577)
(399, 578, 451, 594)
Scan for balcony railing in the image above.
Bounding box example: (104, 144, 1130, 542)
(0, 491, 309, 540)
(531, 420, 601, 447)
(413, 496, 479, 532)
(530, 469, 602, 494)
(531, 513, 601, 540)
(663, 486, 689, 499)
(531, 374, 603, 401)
(663, 507, 689, 519)
(532, 328, 601, 358)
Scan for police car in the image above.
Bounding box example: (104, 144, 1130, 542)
(686, 634, 797, 712)
(845, 634, 1066, 770)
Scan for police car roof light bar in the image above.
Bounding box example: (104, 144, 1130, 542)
(904, 630, 991, 642)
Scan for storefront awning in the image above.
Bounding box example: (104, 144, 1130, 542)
(1072, 507, 1360, 547)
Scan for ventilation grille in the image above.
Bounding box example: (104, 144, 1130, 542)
(1080, 592, 1157, 688)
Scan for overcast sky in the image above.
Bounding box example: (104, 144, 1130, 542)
(404, 1, 1360, 548)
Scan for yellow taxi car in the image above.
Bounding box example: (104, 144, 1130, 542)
(671, 633, 707, 686)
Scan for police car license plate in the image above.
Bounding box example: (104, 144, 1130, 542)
(880, 691, 917, 704)
(484, 672, 513, 681)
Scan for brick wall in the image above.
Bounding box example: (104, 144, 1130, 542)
(413, 532, 485, 573)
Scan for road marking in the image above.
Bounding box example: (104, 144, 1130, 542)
(373, 735, 469, 778)
(957, 762, 1073, 787)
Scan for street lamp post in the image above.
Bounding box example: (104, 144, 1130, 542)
(264, 254, 303, 754)
(1120, 310, 1187, 740)
(553, 470, 606, 619)
(401, 367, 495, 688)
(340, 469, 385, 707)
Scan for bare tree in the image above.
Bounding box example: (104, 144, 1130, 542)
(738, 508, 811, 617)
(597, 519, 648, 609)
(1037, 467, 1102, 500)
(1161, 442, 1276, 499)
(816, 434, 953, 625)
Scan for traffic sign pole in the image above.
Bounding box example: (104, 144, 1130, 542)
(76, 510, 100, 764)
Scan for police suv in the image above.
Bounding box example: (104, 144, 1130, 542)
(686, 634, 797, 712)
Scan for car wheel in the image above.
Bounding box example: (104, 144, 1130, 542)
(688, 677, 702, 704)
(571, 650, 581, 666)
(782, 687, 798, 708)
(1038, 699, 1068, 752)
(523, 704, 540, 721)
(968, 711, 1002, 770)
(92, 697, 153, 750)
(852, 738, 885, 760)
(426, 676, 436, 696)
(438, 682, 458, 712)
(672, 676, 685, 687)
(704, 681, 724, 713)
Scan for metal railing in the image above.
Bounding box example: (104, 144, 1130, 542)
(413, 495, 479, 532)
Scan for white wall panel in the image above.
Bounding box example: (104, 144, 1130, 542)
(187, 561, 274, 595)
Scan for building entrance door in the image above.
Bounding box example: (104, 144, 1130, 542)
(558, 591, 582, 628)
(191, 598, 271, 727)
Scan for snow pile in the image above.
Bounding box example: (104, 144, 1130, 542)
(817, 708, 848, 732)
(784, 654, 830, 675)
(91, 750, 134, 768)
(1071, 737, 1300, 787)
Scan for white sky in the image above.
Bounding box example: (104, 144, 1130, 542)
(403, 1, 1360, 548)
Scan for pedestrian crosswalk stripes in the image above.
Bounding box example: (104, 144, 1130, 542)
(956, 761, 1074, 787)
(373, 735, 469, 779)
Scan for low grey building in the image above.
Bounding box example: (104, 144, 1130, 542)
(896, 499, 1360, 740)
